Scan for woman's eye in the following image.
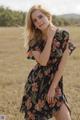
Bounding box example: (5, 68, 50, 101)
(33, 19, 37, 23)
(38, 15, 43, 19)
(33, 15, 43, 23)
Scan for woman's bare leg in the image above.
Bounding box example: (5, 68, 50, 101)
(53, 102, 71, 120)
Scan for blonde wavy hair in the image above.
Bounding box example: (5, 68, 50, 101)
(24, 5, 52, 50)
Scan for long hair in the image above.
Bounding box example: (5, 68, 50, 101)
(24, 5, 52, 50)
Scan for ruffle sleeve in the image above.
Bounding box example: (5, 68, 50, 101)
(25, 41, 41, 60)
(59, 30, 76, 55)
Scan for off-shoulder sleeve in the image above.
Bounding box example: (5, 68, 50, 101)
(60, 30, 76, 55)
(25, 41, 41, 60)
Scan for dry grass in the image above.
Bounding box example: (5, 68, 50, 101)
(0, 26, 80, 120)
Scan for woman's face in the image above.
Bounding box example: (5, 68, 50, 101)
(31, 10, 50, 31)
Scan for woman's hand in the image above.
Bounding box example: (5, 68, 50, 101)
(46, 85, 56, 104)
(47, 24, 57, 41)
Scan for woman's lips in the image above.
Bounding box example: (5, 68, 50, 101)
(39, 23, 44, 27)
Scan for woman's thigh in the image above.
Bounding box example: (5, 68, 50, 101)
(54, 102, 71, 120)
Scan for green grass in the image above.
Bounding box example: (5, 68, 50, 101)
(0, 26, 80, 120)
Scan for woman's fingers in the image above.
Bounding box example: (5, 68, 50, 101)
(46, 96, 55, 104)
(51, 97, 56, 104)
(46, 95, 50, 103)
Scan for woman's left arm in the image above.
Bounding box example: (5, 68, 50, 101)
(47, 45, 70, 103)
(51, 45, 69, 89)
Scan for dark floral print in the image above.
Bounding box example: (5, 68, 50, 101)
(32, 82, 39, 92)
(35, 99, 45, 111)
(25, 97, 32, 110)
(20, 29, 76, 120)
(27, 111, 36, 120)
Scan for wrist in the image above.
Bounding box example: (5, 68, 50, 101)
(47, 38, 53, 43)
(50, 82, 57, 89)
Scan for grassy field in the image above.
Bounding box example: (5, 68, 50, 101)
(0, 26, 80, 120)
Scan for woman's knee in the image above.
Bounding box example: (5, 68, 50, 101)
(54, 102, 71, 120)
(61, 103, 71, 118)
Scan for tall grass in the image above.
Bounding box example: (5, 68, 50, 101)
(0, 26, 80, 120)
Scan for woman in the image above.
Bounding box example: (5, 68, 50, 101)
(20, 5, 76, 120)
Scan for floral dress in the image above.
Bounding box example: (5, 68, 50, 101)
(20, 29, 76, 120)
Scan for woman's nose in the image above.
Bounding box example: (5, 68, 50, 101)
(37, 18, 42, 25)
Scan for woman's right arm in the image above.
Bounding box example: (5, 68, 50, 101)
(32, 38, 52, 66)
(31, 25, 57, 66)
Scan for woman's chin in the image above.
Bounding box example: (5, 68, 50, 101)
(38, 24, 49, 31)
(40, 25, 48, 31)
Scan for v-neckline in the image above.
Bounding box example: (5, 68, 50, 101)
(42, 28, 59, 44)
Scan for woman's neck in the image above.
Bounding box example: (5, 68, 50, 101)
(42, 24, 57, 41)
